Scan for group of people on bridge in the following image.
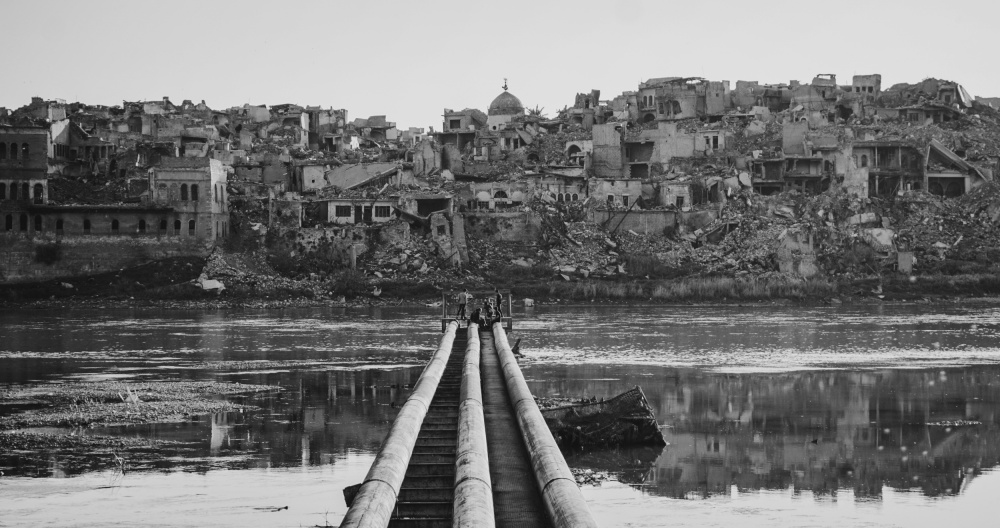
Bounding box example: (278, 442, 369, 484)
(455, 288, 504, 328)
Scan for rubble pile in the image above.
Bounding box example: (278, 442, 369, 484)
(360, 230, 472, 287)
(888, 184, 1000, 265)
(200, 248, 335, 299)
(547, 222, 619, 278)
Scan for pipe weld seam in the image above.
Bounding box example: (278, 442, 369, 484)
(454, 475, 493, 489)
(539, 475, 579, 494)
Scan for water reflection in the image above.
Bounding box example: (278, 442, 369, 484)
(538, 365, 1000, 501)
(1, 367, 419, 476)
(3, 303, 1000, 523)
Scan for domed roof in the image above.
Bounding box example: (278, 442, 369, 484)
(488, 90, 525, 116)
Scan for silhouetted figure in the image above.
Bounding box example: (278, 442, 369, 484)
(456, 289, 469, 319)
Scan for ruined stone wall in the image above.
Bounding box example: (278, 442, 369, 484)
(592, 208, 719, 236)
(463, 212, 541, 243)
(589, 179, 643, 206)
(0, 232, 211, 283)
(594, 210, 675, 236)
(269, 226, 367, 269)
(591, 124, 624, 179)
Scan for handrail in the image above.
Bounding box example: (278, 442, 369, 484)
(340, 321, 459, 528)
(491, 323, 598, 528)
(453, 324, 494, 527)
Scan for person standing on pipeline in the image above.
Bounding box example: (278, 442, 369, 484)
(494, 287, 504, 318)
(456, 289, 470, 320)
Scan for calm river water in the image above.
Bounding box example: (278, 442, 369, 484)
(2, 303, 1000, 527)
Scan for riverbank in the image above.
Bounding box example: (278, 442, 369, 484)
(3, 269, 1000, 310)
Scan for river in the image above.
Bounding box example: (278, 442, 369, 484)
(1, 303, 999, 527)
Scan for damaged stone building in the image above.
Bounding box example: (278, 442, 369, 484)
(3, 67, 999, 285)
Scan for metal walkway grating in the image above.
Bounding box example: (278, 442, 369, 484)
(479, 330, 552, 528)
(388, 333, 467, 528)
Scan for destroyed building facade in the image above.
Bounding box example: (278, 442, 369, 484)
(2, 69, 999, 284)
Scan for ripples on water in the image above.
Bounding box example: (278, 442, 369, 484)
(1, 304, 999, 527)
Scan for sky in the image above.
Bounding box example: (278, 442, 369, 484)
(3, 0, 997, 131)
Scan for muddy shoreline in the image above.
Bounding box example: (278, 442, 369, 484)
(3, 268, 1000, 310)
(0, 380, 281, 469)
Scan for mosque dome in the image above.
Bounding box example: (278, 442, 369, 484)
(488, 90, 525, 116)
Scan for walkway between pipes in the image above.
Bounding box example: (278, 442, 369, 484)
(340, 321, 598, 528)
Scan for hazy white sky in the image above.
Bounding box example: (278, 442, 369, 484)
(3, 0, 996, 131)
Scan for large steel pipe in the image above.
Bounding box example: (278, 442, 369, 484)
(453, 324, 494, 527)
(340, 321, 459, 528)
(492, 323, 598, 528)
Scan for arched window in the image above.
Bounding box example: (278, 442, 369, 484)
(180, 184, 188, 201)
(9, 183, 17, 200)
(21, 183, 28, 200)
(190, 184, 199, 201)
(572, 193, 579, 201)
(83, 219, 91, 233)
(34, 215, 42, 231)
(33, 183, 43, 204)
(0, 183, 5, 199)
(10, 143, 18, 160)
(56, 219, 64, 233)
(174, 219, 181, 233)
(138, 219, 146, 233)
(0, 142, 6, 160)
(4, 214, 12, 231)
(159, 219, 167, 232)
(19, 213, 28, 231)
(557, 193, 564, 202)
(188, 219, 196, 235)
(494, 190, 508, 199)
(861, 155, 868, 168)
(111, 219, 119, 232)
(22, 143, 29, 159)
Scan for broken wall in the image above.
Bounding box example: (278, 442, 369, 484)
(782, 122, 809, 155)
(411, 140, 440, 176)
(270, 226, 367, 269)
(594, 210, 675, 236)
(591, 124, 624, 178)
(463, 212, 541, 243)
(775, 231, 819, 277)
(0, 232, 211, 283)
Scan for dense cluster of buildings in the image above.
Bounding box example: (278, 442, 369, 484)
(1, 71, 996, 282)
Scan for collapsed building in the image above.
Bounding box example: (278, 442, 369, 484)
(2, 71, 999, 286)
